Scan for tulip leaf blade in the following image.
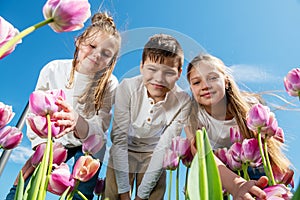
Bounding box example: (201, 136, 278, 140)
(59, 186, 70, 200)
(14, 171, 24, 200)
(23, 163, 42, 200)
(292, 183, 300, 200)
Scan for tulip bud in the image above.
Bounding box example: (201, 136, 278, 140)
(257, 184, 293, 200)
(27, 115, 61, 138)
(0, 126, 23, 149)
(72, 155, 100, 182)
(284, 68, 300, 97)
(94, 178, 105, 196)
(0, 101, 15, 129)
(230, 126, 243, 143)
(240, 138, 262, 167)
(214, 147, 228, 165)
(163, 149, 179, 171)
(171, 136, 191, 158)
(82, 134, 104, 155)
(246, 103, 270, 131)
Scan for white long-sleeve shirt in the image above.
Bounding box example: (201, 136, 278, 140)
(109, 75, 191, 199)
(27, 59, 118, 157)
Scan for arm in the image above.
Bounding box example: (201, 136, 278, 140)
(137, 98, 191, 199)
(110, 80, 132, 198)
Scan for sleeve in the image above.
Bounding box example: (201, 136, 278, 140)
(26, 62, 53, 149)
(83, 75, 118, 146)
(137, 97, 191, 199)
(109, 79, 132, 194)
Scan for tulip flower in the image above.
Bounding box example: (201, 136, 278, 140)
(163, 149, 179, 171)
(94, 178, 105, 196)
(0, 101, 15, 129)
(48, 163, 75, 195)
(226, 147, 242, 172)
(214, 147, 228, 165)
(0, 16, 22, 59)
(181, 148, 194, 168)
(171, 136, 191, 158)
(274, 127, 285, 143)
(72, 155, 100, 182)
(246, 103, 270, 131)
(0, 0, 91, 59)
(284, 68, 300, 98)
(31, 142, 67, 167)
(260, 112, 278, 139)
(29, 89, 65, 116)
(240, 138, 262, 167)
(272, 164, 294, 188)
(0, 126, 23, 149)
(82, 134, 104, 155)
(230, 126, 243, 143)
(27, 115, 61, 138)
(257, 184, 293, 200)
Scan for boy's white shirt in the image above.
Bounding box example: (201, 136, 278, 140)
(110, 75, 191, 199)
(26, 59, 118, 158)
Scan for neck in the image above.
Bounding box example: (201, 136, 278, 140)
(204, 97, 233, 120)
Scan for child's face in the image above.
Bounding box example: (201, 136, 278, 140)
(189, 61, 227, 108)
(76, 31, 118, 75)
(140, 58, 182, 103)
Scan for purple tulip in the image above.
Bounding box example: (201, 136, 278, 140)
(214, 147, 228, 165)
(181, 148, 194, 168)
(43, 0, 91, 33)
(226, 143, 242, 171)
(72, 155, 100, 182)
(0, 102, 15, 129)
(230, 126, 243, 143)
(171, 136, 191, 158)
(0, 126, 23, 149)
(0, 16, 21, 59)
(29, 89, 65, 116)
(31, 142, 67, 167)
(246, 103, 270, 131)
(82, 134, 104, 155)
(163, 149, 179, 170)
(48, 163, 75, 195)
(260, 112, 278, 139)
(257, 184, 293, 200)
(94, 178, 105, 196)
(240, 138, 262, 167)
(284, 68, 300, 97)
(27, 115, 61, 138)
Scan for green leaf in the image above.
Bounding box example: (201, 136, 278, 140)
(292, 183, 300, 200)
(23, 164, 42, 200)
(59, 186, 71, 200)
(14, 171, 24, 200)
(187, 128, 223, 200)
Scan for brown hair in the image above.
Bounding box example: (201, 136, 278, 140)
(67, 12, 121, 115)
(142, 34, 184, 70)
(187, 53, 291, 171)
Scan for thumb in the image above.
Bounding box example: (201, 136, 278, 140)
(256, 176, 268, 188)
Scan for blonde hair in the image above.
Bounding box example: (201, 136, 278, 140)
(187, 53, 291, 172)
(67, 12, 121, 115)
(142, 34, 184, 70)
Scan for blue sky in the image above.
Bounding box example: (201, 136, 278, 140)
(1, 0, 300, 199)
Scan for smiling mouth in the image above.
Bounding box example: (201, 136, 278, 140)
(200, 92, 212, 98)
(151, 83, 165, 89)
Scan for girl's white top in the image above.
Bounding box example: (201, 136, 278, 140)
(27, 59, 118, 158)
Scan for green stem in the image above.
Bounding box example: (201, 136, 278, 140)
(184, 167, 189, 200)
(0, 18, 54, 58)
(76, 190, 88, 200)
(242, 163, 250, 181)
(257, 128, 270, 184)
(38, 114, 52, 200)
(263, 138, 275, 185)
(176, 164, 180, 200)
(195, 130, 208, 200)
(67, 180, 80, 200)
(168, 170, 172, 200)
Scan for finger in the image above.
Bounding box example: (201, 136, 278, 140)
(243, 192, 255, 200)
(256, 176, 268, 188)
(249, 185, 266, 200)
(55, 99, 72, 112)
(55, 128, 72, 138)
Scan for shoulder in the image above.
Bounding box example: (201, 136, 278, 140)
(108, 74, 119, 89)
(40, 59, 72, 75)
(118, 75, 143, 91)
(170, 84, 191, 102)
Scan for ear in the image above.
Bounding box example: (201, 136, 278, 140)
(177, 68, 182, 80)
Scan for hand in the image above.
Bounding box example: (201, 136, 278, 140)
(53, 97, 79, 138)
(232, 176, 268, 200)
(119, 192, 131, 200)
(134, 196, 144, 200)
(14, 156, 35, 185)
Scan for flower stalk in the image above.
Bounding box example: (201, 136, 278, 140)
(263, 138, 275, 185)
(0, 18, 54, 58)
(168, 171, 173, 200)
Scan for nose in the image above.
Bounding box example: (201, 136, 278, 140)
(200, 80, 209, 90)
(154, 71, 164, 83)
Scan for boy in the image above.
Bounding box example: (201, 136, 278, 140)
(104, 34, 191, 200)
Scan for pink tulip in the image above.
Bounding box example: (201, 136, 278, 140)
(246, 103, 270, 131)
(27, 115, 61, 138)
(0, 102, 15, 129)
(94, 178, 105, 196)
(226, 143, 242, 171)
(284, 68, 300, 97)
(0, 16, 21, 59)
(72, 155, 100, 182)
(214, 147, 228, 165)
(257, 184, 293, 200)
(31, 142, 67, 167)
(171, 136, 191, 158)
(48, 163, 75, 195)
(274, 127, 285, 143)
(181, 148, 194, 168)
(230, 126, 243, 143)
(260, 112, 278, 139)
(240, 138, 262, 167)
(82, 134, 104, 155)
(0, 126, 22, 149)
(29, 89, 65, 116)
(43, 0, 91, 33)
(163, 149, 179, 170)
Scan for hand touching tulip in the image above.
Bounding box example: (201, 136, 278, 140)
(53, 97, 88, 139)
